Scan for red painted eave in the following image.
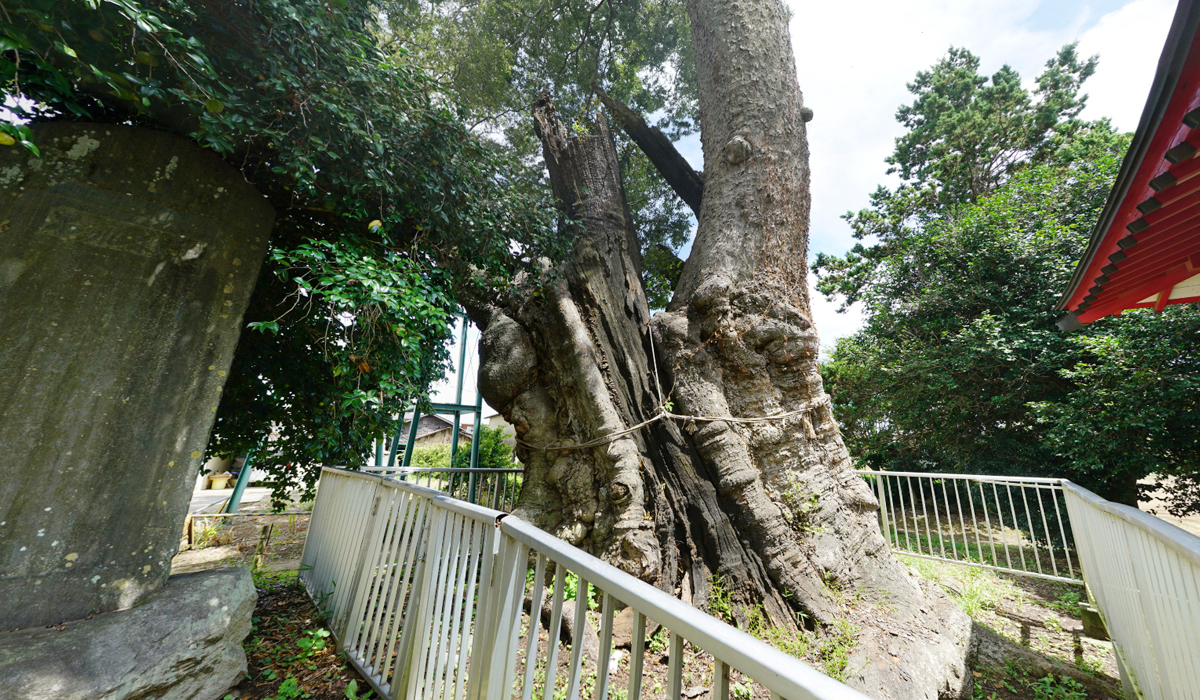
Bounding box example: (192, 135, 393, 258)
(1057, 0, 1200, 329)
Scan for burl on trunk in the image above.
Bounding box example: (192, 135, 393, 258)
(466, 1, 976, 697)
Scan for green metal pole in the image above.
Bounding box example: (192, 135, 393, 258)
(222, 449, 256, 514)
(450, 315, 469, 461)
(468, 390, 483, 503)
(374, 438, 383, 467)
(386, 415, 405, 467)
(400, 407, 422, 474)
(470, 390, 483, 469)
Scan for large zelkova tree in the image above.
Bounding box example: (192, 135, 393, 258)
(1, 0, 563, 496)
(462, 1, 976, 695)
(11, 2, 993, 691)
(816, 47, 1200, 512)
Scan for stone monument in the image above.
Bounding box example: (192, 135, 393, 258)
(0, 123, 272, 694)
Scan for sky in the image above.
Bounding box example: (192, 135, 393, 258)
(434, 0, 1177, 416)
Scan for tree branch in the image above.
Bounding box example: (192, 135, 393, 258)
(594, 85, 703, 215)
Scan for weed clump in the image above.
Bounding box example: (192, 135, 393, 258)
(708, 575, 861, 682)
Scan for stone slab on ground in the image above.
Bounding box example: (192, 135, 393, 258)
(525, 593, 601, 670)
(171, 544, 242, 574)
(970, 622, 1120, 698)
(0, 567, 255, 700)
(610, 605, 660, 649)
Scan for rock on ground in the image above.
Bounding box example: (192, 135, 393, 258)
(609, 606, 660, 649)
(969, 622, 1119, 698)
(0, 567, 255, 700)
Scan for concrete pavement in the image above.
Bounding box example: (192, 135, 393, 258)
(188, 487, 272, 514)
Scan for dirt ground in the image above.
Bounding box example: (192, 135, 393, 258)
(229, 572, 373, 700)
(173, 511, 310, 575)
(901, 556, 1124, 699)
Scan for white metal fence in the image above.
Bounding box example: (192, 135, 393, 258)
(856, 470, 1082, 584)
(360, 466, 524, 511)
(858, 469, 1200, 700)
(300, 467, 871, 700)
(1063, 482, 1200, 700)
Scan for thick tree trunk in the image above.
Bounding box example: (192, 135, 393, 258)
(470, 96, 796, 627)
(651, 1, 973, 696)
(469, 2, 977, 697)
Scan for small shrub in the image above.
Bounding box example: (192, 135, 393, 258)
(344, 679, 374, 699)
(409, 444, 452, 470)
(253, 568, 300, 589)
(552, 571, 597, 609)
(781, 475, 824, 534)
(708, 576, 736, 623)
(274, 677, 303, 700)
(746, 604, 812, 659)
(647, 629, 669, 654)
(1030, 673, 1087, 700)
(815, 617, 858, 682)
(194, 520, 233, 549)
(1048, 587, 1083, 617)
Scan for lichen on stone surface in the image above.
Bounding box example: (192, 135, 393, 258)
(65, 134, 101, 160)
(0, 165, 23, 188)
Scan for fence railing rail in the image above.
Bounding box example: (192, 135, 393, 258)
(301, 466, 871, 700)
(359, 465, 523, 511)
(855, 470, 1081, 584)
(1062, 481, 1200, 700)
(858, 469, 1200, 700)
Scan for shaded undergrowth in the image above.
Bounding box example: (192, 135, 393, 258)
(227, 570, 371, 700)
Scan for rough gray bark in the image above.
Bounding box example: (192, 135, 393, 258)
(658, 1, 972, 696)
(470, 2, 978, 697)
(471, 95, 796, 627)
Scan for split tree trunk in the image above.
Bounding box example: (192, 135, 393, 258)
(467, 1, 977, 697)
(470, 96, 797, 627)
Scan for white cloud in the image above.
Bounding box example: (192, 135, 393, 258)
(1077, 0, 1176, 130)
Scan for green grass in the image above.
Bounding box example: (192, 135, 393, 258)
(744, 588, 859, 681)
(253, 568, 301, 588)
(972, 665, 1088, 700)
(1030, 674, 1087, 700)
(700, 578, 864, 686)
(899, 554, 1025, 617)
(885, 519, 1077, 581)
(890, 526, 1026, 569)
(1046, 587, 1082, 617)
(707, 576, 736, 623)
(193, 519, 233, 549)
(814, 618, 858, 681)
